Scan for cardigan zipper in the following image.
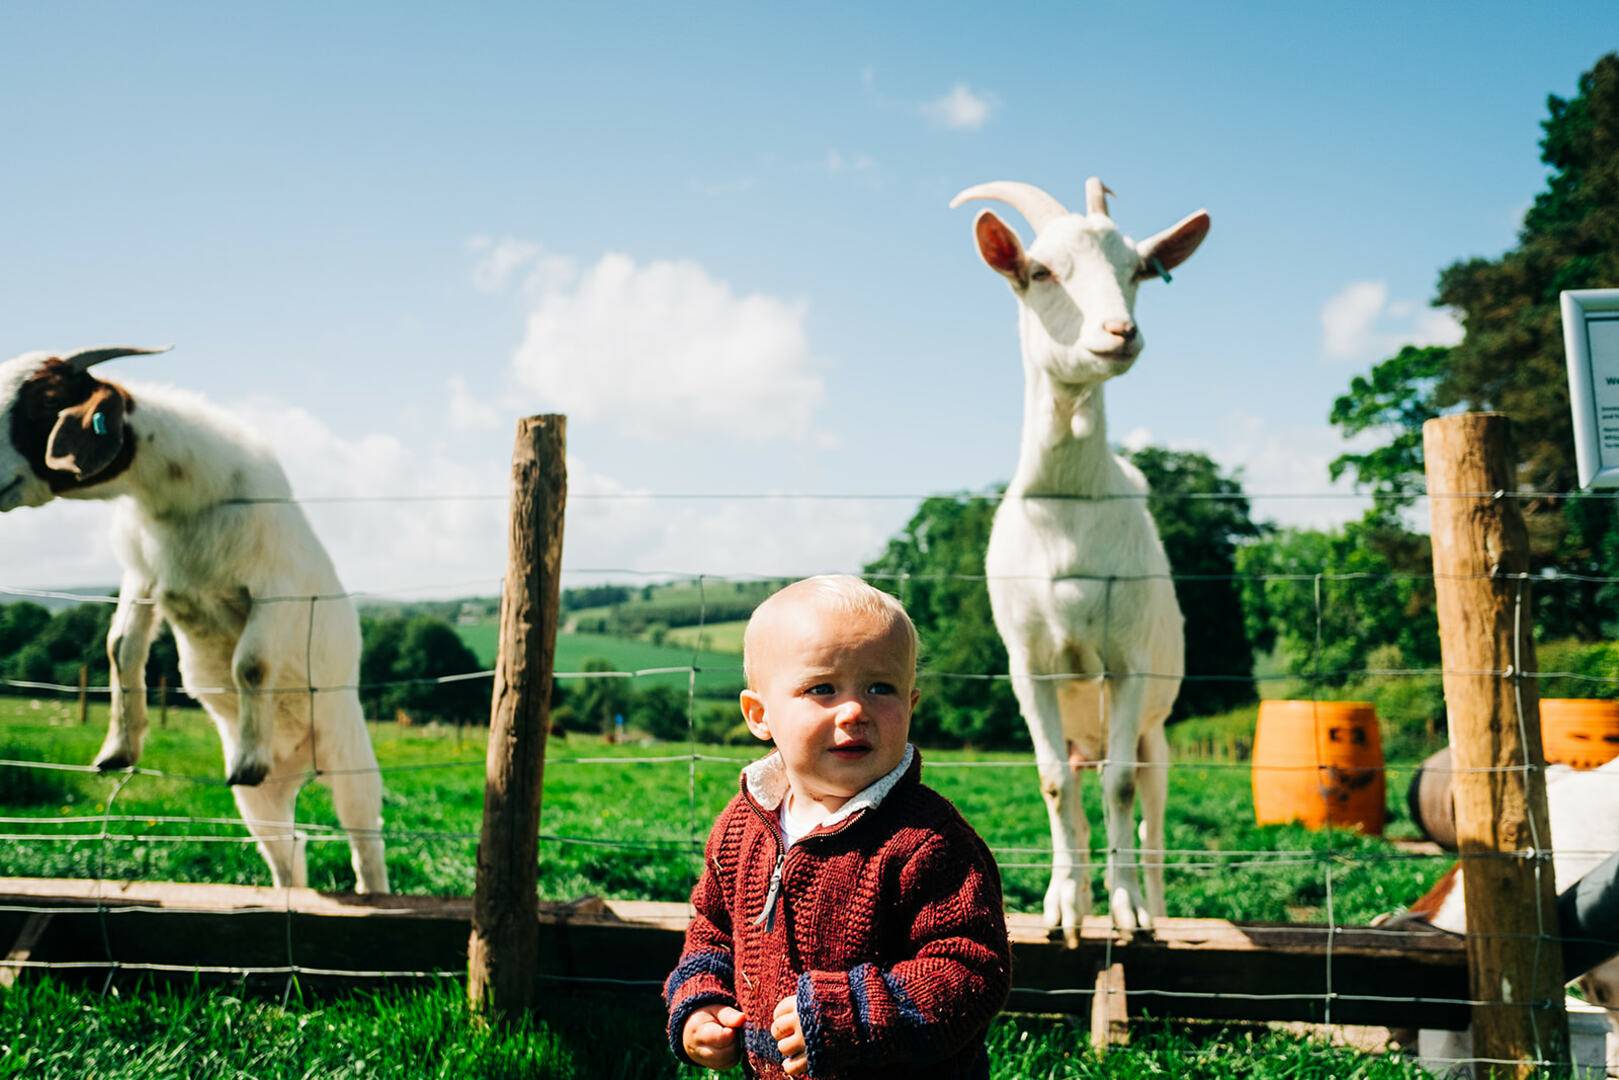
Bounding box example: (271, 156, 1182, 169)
(751, 846, 786, 933)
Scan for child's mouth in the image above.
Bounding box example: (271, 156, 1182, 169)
(829, 743, 871, 760)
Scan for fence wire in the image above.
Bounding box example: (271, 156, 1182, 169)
(2, 487, 1617, 1074)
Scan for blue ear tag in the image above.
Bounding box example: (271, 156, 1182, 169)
(1150, 257, 1172, 284)
(92, 412, 107, 436)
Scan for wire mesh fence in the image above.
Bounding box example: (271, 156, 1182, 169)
(2, 485, 1617, 1073)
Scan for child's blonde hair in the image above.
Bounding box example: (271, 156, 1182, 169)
(742, 575, 919, 688)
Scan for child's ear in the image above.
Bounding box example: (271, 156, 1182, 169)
(740, 690, 771, 742)
(909, 688, 920, 713)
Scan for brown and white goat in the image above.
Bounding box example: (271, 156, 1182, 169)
(0, 345, 388, 893)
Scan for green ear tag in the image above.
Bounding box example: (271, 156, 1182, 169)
(92, 412, 107, 436)
(1150, 257, 1172, 284)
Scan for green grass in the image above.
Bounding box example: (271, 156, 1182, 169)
(454, 627, 745, 698)
(0, 697, 1447, 922)
(0, 698, 1454, 1077)
(0, 978, 1439, 1079)
(662, 619, 747, 655)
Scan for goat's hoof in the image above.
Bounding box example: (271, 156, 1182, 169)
(93, 751, 134, 772)
(1062, 925, 1081, 950)
(227, 760, 270, 787)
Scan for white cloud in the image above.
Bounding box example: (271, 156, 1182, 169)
(509, 251, 824, 441)
(922, 84, 993, 130)
(1121, 426, 1154, 453)
(467, 235, 543, 294)
(447, 375, 502, 432)
(1190, 413, 1386, 531)
(826, 149, 876, 174)
(1320, 280, 1463, 365)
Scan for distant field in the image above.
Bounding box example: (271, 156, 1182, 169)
(662, 618, 747, 654)
(454, 624, 745, 697)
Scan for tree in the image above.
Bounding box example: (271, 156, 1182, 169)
(570, 657, 633, 737)
(1238, 519, 1440, 685)
(1130, 448, 1262, 718)
(369, 615, 482, 725)
(1325, 54, 1619, 639)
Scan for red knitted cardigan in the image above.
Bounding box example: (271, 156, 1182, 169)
(664, 749, 1011, 1079)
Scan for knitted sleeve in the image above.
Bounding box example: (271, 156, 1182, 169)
(664, 812, 740, 1063)
(794, 828, 1011, 1074)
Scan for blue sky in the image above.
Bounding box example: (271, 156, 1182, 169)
(0, 4, 1611, 593)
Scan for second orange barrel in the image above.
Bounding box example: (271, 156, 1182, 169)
(1541, 698, 1619, 770)
(1252, 700, 1385, 835)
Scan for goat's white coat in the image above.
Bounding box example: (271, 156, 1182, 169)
(953, 183, 1208, 936)
(0, 350, 388, 893)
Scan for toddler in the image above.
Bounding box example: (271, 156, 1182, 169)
(664, 575, 1010, 1078)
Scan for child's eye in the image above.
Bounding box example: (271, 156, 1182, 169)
(806, 683, 835, 696)
(869, 682, 897, 696)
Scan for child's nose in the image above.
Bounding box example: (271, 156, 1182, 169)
(834, 700, 864, 725)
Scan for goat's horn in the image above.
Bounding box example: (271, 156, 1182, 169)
(948, 181, 1069, 233)
(1085, 177, 1114, 216)
(61, 345, 173, 372)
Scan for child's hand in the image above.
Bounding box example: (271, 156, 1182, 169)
(682, 1005, 745, 1070)
(772, 994, 808, 1076)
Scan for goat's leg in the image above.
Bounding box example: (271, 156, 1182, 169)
(318, 706, 390, 895)
(231, 776, 307, 889)
(1137, 723, 1169, 920)
(1102, 670, 1150, 932)
(93, 574, 159, 772)
(1012, 669, 1086, 946)
(226, 600, 302, 787)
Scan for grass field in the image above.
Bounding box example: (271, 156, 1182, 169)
(455, 626, 746, 699)
(0, 697, 1454, 1077)
(0, 697, 1446, 922)
(0, 978, 1438, 1079)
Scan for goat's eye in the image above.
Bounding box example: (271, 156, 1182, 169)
(1030, 265, 1053, 283)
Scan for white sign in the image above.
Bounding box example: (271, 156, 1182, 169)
(1562, 289, 1619, 489)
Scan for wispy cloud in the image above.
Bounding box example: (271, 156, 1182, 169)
(825, 149, 876, 174)
(447, 375, 502, 432)
(922, 84, 994, 130)
(508, 250, 824, 442)
(1320, 280, 1462, 366)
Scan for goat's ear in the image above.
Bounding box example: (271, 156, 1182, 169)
(44, 384, 128, 480)
(1135, 210, 1210, 280)
(973, 210, 1027, 284)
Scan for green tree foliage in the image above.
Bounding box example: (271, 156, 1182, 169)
(359, 614, 486, 724)
(865, 495, 1016, 747)
(1328, 345, 1450, 518)
(1130, 448, 1261, 717)
(0, 601, 184, 702)
(1323, 54, 1619, 640)
(1238, 520, 1440, 686)
(568, 657, 633, 736)
(865, 450, 1261, 745)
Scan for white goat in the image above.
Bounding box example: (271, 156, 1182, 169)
(951, 178, 1209, 937)
(0, 345, 389, 894)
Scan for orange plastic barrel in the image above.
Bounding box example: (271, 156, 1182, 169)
(1540, 698, 1619, 770)
(1251, 700, 1385, 834)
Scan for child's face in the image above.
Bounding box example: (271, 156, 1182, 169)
(740, 600, 918, 812)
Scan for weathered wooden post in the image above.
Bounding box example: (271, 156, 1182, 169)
(468, 415, 567, 1017)
(77, 665, 88, 725)
(1423, 413, 1570, 1076)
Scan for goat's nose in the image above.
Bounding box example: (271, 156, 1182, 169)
(1103, 320, 1137, 342)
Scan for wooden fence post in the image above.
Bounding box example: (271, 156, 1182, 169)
(77, 665, 88, 725)
(1423, 413, 1570, 1077)
(469, 416, 567, 1018)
